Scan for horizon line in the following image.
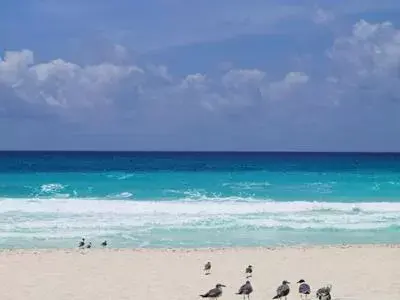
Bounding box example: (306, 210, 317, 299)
(1, 150, 400, 154)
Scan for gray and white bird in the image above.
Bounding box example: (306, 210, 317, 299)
(316, 284, 332, 300)
(236, 280, 253, 300)
(245, 265, 253, 278)
(297, 279, 311, 299)
(204, 262, 212, 275)
(78, 238, 85, 248)
(200, 284, 226, 299)
(272, 281, 290, 300)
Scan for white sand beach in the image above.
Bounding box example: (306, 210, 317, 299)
(0, 245, 399, 300)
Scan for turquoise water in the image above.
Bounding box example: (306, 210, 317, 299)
(1, 151, 400, 248)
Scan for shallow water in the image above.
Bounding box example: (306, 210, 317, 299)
(1, 151, 400, 248)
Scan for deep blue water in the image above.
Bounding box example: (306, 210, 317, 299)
(1, 151, 400, 248)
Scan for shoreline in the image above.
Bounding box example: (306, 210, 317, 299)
(1, 243, 400, 252)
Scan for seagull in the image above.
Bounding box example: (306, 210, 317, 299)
(245, 265, 253, 278)
(272, 280, 290, 300)
(204, 262, 211, 275)
(236, 280, 253, 300)
(316, 284, 332, 300)
(200, 284, 226, 299)
(297, 279, 311, 299)
(78, 238, 85, 248)
(86, 242, 92, 249)
(101, 240, 107, 247)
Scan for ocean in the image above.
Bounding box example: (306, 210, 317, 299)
(1, 151, 400, 249)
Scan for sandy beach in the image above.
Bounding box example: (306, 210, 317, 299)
(0, 245, 399, 300)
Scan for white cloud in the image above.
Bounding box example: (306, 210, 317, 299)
(0, 50, 143, 110)
(180, 73, 208, 90)
(268, 72, 309, 101)
(326, 19, 400, 104)
(329, 20, 400, 71)
(283, 72, 309, 85)
(0, 50, 34, 86)
(313, 8, 335, 24)
(222, 69, 265, 88)
(0, 49, 311, 117)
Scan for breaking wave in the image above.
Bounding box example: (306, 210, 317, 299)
(1, 197, 400, 231)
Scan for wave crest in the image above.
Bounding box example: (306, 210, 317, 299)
(0, 198, 400, 232)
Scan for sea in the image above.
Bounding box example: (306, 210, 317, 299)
(1, 151, 400, 249)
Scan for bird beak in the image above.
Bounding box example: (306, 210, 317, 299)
(297, 281, 301, 283)
(221, 285, 226, 287)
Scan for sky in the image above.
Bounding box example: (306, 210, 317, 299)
(2, 0, 400, 151)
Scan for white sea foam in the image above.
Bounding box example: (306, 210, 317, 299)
(1, 197, 400, 214)
(222, 182, 272, 190)
(40, 183, 65, 193)
(0, 198, 400, 233)
(106, 192, 133, 199)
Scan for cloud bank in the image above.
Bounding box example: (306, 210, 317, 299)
(1, 18, 400, 150)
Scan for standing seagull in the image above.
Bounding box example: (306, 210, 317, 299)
(78, 238, 85, 248)
(101, 240, 107, 247)
(297, 279, 311, 299)
(272, 281, 290, 300)
(200, 284, 226, 299)
(245, 265, 253, 278)
(86, 242, 92, 249)
(316, 284, 332, 300)
(204, 262, 212, 275)
(236, 280, 253, 300)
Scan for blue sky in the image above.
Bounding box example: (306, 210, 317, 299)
(2, 0, 400, 151)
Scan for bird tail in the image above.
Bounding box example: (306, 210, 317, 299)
(200, 295, 207, 298)
(272, 295, 279, 299)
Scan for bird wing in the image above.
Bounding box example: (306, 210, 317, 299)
(237, 284, 245, 294)
(299, 283, 310, 294)
(276, 285, 283, 295)
(238, 283, 250, 294)
(205, 288, 221, 298)
(276, 284, 289, 296)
